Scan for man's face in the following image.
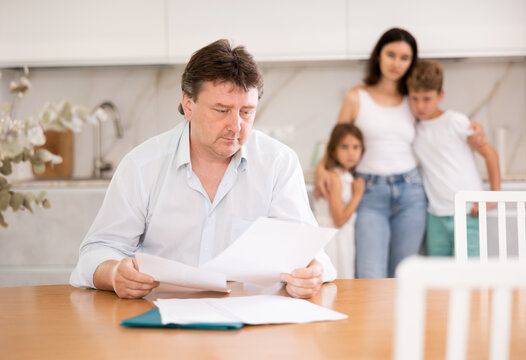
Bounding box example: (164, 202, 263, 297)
(182, 81, 258, 160)
(408, 89, 444, 120)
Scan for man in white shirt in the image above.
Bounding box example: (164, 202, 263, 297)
(70, 39, 336, 299)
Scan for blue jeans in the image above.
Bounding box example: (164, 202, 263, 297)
(354, 168, 427, 278)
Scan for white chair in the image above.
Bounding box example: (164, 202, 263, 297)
(394, 256, 526, 360)
(454, 190, 526, 263)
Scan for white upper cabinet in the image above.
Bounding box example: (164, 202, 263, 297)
(0, 0, 523, 67)
(347, 0, 526, 59)
(0, 0, 168, 67)
(167, 0, 347, 63)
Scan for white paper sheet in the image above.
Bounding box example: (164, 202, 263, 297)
(201, 217, 338, 286)
(154, 295, 347, 325)
(135, 253, 228, 293)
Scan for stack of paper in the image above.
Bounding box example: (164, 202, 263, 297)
(154, 295, 347, 325)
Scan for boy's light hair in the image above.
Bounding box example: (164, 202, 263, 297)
(406, 59, 443, 92)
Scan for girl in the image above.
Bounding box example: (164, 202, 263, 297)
(314, 123, 365, 278)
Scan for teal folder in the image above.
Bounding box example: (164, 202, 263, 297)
(121, 307, 244, 330)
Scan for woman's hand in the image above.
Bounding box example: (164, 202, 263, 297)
(467, 121, 487, 151)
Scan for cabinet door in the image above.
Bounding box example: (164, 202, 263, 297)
(168, 0, 347, 62)
(347, 0, 526, 58)
(0, 0, 167, 67)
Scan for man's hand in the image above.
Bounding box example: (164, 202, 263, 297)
(280, 259, 324, 299)
(110, 258, 159, 299)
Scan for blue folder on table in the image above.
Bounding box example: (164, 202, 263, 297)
(120, 307, 244, 330)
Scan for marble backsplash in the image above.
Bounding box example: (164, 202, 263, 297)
(2, 58, 525, 181)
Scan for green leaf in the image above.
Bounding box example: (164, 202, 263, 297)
(0, 160, 12, 175)
(0, 212, 7, 228)
(42, 199, 50, 208)
(22, 196, 33, 213)
(0, 190, 10, 211)
(36, 191, 46, 203)
(9, 192, 24, 211)
(32, 162, 45, 174)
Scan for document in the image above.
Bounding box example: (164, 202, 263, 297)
(153, 295, 348, 325)
(202, 217, 338, 286)
(136, 217, 337, 291)
(136, 253, 229, 293)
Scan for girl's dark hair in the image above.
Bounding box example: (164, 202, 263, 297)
(363, 28, 418, 95)
(325, 123, 364, 172)
(178, 39, 264, 115)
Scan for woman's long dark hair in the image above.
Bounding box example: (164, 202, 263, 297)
(363, 28, 418, 95)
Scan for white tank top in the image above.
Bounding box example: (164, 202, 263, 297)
(354, 89, 417, 175)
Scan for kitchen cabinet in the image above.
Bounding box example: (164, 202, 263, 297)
(0, 0, 168, 67)
(347, 0, 526, 58)
(167, 0, 347, 63)
(0, 0, 524, 68)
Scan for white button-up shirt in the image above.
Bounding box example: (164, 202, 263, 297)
(70, 120, 336, 288)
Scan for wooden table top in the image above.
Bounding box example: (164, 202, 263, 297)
(1, 279, 525, 359)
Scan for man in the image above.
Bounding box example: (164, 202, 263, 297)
(70, 39, 336, 299)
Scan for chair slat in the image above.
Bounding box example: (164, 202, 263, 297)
(498, 202, 507, 262)
(490, 288, 512, 360)
(479, 202, 488, 262)
(446, 287, 470, 360)
(518, 202, 526, 260)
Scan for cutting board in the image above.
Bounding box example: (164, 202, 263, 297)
(33, 130, 74, 179)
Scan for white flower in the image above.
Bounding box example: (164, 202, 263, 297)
(0, 137, 24, 158)
(9, 76, 31, 95)
(35, 149, 63, 165)
(27, 125, 46, 146)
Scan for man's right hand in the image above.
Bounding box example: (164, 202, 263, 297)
(94, 258, 159, 299)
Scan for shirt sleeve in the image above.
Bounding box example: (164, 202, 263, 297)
(268, 148, 337, 282)
(69, 154, 148, 288)
(450, 112, 472, 141)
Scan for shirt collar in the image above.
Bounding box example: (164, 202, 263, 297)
(175, 120, 248, 172)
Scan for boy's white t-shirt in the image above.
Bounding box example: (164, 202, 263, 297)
(413, 110, 483, 216)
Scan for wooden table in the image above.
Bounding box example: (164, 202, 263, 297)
(1, 279, 525, 359)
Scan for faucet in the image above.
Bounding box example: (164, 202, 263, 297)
(92, 101, 123, 179)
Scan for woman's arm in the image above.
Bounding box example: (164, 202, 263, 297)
(314, 87, 361, 199)
(337, 87, 361, 124)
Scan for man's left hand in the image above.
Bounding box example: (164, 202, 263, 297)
(280, 259, 324, 299)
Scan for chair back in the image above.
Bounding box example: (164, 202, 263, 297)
(454, 190, 526, 263)
(394, 256, 526, 360)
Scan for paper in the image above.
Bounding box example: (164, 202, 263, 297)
(154, 295, 347, 325)
(136, 253, 228, 293)
(202, 217, 338, 286)
(136, 217, 337, 291)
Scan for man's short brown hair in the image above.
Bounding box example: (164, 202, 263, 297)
(406, 59, 443, 93)
(178, 39, 264, 115)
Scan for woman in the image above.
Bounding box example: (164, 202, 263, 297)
(316, 28, 425, 278)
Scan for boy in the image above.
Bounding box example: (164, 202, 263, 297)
(407, 59, 501, 256)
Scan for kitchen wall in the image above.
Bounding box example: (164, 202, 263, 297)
(3, 57, 526, 182)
